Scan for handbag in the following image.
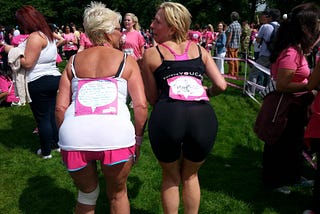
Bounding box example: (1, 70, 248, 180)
(254, 91, 294, 145)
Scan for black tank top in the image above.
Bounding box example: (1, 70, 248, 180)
(154, 44, 205, 99)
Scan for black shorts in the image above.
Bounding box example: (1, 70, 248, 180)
(148, 99, 218, 163)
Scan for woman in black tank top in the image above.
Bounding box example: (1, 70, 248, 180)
(141, 2, 227, 213)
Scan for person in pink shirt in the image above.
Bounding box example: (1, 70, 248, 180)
(77, 31, 93, 52)
(0, 70, 19, 106)
(11, 33, 29, 47)
(188, 23, 202, 44)
(62, 24, 78, 60)
(120, 13, 145, 61)
(202, 24, 215, 53)
(262, 3, 319, 195)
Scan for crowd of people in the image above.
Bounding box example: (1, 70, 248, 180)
(0, 1, 320, 214)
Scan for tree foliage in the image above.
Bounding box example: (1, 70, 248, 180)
(0, 0, 318, 30)
(266, 0, 317, 14)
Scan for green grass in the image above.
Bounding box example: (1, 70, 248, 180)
(0, 61, 315, 213)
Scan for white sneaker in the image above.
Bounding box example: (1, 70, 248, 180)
(52, 148, 61, 153)
(11, 101, 25, 106)
(36, 149, 52, 159)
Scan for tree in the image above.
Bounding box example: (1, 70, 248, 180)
(1, 0, 316, 33)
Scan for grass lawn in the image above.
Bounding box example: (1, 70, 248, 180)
(0, 60, 315, 213)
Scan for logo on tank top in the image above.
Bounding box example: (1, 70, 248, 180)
(167, 75, 209, 101)
(75, 78, 118, 116)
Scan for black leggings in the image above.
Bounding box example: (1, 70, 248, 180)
(148, 99, 218, 163)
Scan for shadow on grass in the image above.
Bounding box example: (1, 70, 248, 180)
(0, 108, 38, 152)
(19, 176, 75, 214)
(200, 144, 313, 214)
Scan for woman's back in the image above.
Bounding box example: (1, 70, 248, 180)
(74, 46, 131, 80)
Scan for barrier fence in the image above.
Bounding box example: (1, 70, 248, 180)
(212, 55, 270, 104)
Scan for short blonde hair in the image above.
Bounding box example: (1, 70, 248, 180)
(83, 1, 121, 45)
(124, 13, 141, 31)
(158, 2, 191, 44)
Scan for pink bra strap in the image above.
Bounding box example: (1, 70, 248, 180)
(160, 40, 192, 58)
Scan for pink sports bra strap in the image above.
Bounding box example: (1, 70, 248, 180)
(184, 40, 192, 52)
(160, 40, 192, 60)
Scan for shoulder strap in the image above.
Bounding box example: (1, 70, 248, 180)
(160, 43, 177, 56)
(197, 44, 202, 58)
(160, 41, 192, 58)
(269, 22, 277, 29)
(71, 54, 77, 78)
(184, 40, 192, 54)
(115, 53, 127, 78)
(156, 45, 165, 61)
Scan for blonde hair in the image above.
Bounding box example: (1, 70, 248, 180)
(158, 2, 191, 44)
(83, 1, 121, 45)
(207, 24, 213, 32)
(124, 13, 141, 31)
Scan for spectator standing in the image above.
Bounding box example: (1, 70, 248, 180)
(56, 2, 148, 213)
(215, 22, 227, 74)
(141, 2, 227, 213)
(49, 23, 65, 48)
(203, 24, 215, 54)
(62, 24, 78, 60)
(247, 8, 281, 95)
(249, 23, 259, 57)
(252, 32, 261, 61)
(188, 23, 202, 45)
(240, 20, 252, 57)
(71, 23, 80, 48)
(143, 29, 153, 49)
(261, 3, 319, 194)
(2, 5, 61, 159)
(49, 23, 65, 64)
(225, 11, 241, 77)
(0, 26, 14, 73)
(120, 13, 145, 61)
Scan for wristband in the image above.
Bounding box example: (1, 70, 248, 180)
(135, 135, 143, 145)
